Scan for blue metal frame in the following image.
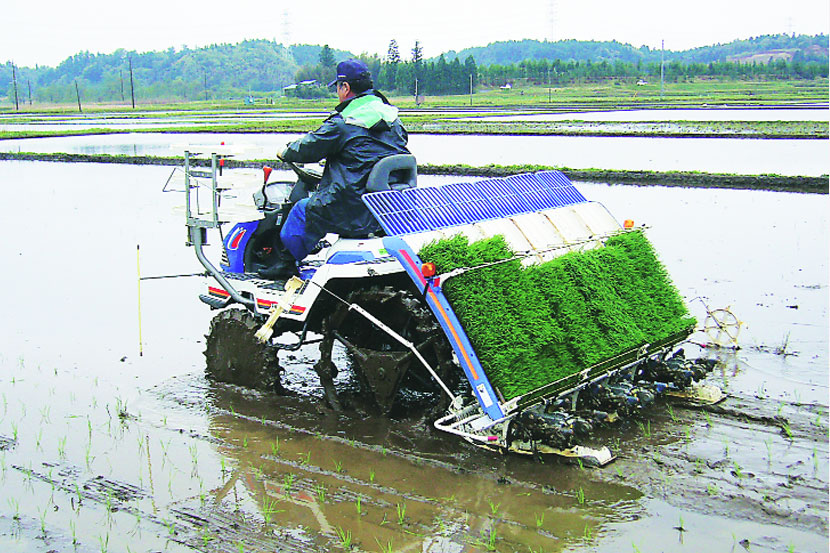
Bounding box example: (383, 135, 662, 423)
(383, 236, 505, 421)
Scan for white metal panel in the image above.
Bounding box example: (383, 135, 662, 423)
(474, 218, 532, 252)
(571, 201, 621, 235)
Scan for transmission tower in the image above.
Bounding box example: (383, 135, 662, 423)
(282, 9, 292, 46)
(548, 0, 558, 42)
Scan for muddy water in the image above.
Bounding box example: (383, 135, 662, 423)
(0, 161, 827, 552)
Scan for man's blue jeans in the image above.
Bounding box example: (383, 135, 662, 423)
(280, 199, 324, 261)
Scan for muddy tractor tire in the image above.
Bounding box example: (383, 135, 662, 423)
(204, 308, 284, 393)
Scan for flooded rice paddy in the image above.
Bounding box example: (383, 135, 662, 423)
(1, 132, 829, 176)
(0, 161, 827, 552)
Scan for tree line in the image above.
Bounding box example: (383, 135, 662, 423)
(478, 57, 828, 86)
(1, 35, 827, 105)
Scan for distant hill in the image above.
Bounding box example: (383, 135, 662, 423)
(443, 34, 828, 66)
(1, 40, 354, 103)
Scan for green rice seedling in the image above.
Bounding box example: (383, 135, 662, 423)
(333, 459, 344, 473)
(369, 469, 375, 483)
(105, 490, 114, 524)
(487, 498, 500, 516)
(584, 523, 593, 539)
(8, 497, 20, 520)
(283, 473, 294, 495)
(419, 231, 695, 399)
(576, 487, 585, 505)
(36, 428, 43, 451)
(38, 505, 48, 534)
(707, 483, 718, 496)
(69, 519, 77, 543)
(486, 526, 499, 550)
(637, 420, 651, 438)
(242, 436, 249, 448)
(614, 465, 624, 478)
(315, 484, 327, 503)
(300, 451, 311, 465)
(704, 411, 712, 427)
(236, 541, 244, 553)
(732, 462, 744, 478)
(781, 421, 793, 440)
(576, 458, 584, 470)
(396, 502, 407, 525)
(335, 526, 352, 549)
(40, 405, 51, 424)
(271, 438, 280, 455)
(535, 512, 545, 528)
(10, 421, 17, 442)
(667, 404, 677, 422)
(764, 438, 773, 464)
(262, 498, 283, 524)
(98, 533, 109, 553)
(375, 537, 394, 553)
(355, 496, 363, 516)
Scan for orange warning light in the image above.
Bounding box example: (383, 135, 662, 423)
(624, 219, 635, 229)
(421, 262, 437, 278)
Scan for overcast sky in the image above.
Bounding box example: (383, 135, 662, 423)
(3, 0, 828, 67)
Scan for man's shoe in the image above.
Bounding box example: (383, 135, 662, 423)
(256, 257, 298, 280)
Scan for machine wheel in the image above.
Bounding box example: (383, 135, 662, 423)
(204, 308, 284, 393)
(323, 285, 455, 412)
(703, 307, 742, 348)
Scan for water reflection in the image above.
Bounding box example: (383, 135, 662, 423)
(203, 381, 646, 552)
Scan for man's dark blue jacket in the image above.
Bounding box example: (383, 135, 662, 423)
(281, 90, 409, 240)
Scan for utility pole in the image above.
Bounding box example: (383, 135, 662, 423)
(119, 70, 125, 102)
(469, 73, 473, 106)
(27, 79, 32, 105)
(11, 63, 20, 111)
(203, 68, 208, 101)
(129, 57, 136, 109)
(414, 78, 418, 106)
(660, 40, 666, 100)
(74, 80, 82, 112)
(547, 66, 551, 103)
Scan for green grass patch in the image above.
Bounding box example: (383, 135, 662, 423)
(419, 230, 695, 399)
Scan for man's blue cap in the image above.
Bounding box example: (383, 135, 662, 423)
(327, 59, 371, 88)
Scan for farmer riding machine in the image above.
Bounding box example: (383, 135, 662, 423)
(181, 145, 720, 465)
